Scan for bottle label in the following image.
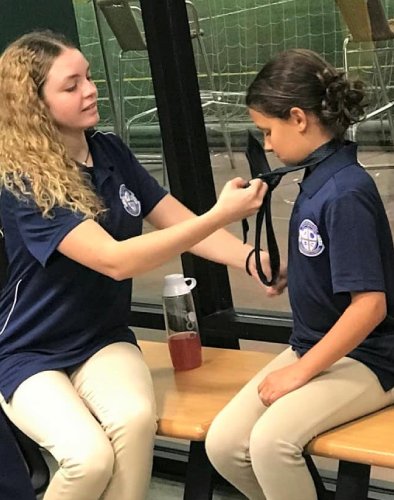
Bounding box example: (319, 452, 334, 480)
(184, 311, 197, 330)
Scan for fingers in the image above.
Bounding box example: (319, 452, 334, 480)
(258, 376, 280, 407)
(230, 176, 250, 188)
(266, 285, 285, 297)
(214, 177, 267, 225)
(260, 393, 272, 407)
(266, 274, 288, 296)
(229, 177, 267, 195)
(247, 178, 268, 198)
(257, 384, 273, 407)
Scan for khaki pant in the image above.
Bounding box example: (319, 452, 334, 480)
(1, 342, 157, 500)
(205, 347, 394, 500)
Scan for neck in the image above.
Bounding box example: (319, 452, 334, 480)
(60, 129, 89, 164)
(300, 125, 335, 161)
(309, 132, 336, 152)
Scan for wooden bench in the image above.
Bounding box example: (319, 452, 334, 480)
(140, 340, 394, 500)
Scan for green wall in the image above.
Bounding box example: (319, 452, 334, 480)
(72, 0, 394, 136)
(0, 0, 79, 52)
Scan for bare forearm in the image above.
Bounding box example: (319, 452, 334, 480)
(190, 228, 255, 270)
(95, 210, 228, 279)
(148, 192, 262, 271)
(58, 179, 267, 279)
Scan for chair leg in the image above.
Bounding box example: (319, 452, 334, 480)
(196, 38, 235, 169)
(118, 53, 126, 141)
(92, 0, 122, 136)
(183, 441, 215, 500)
(372, 51, 394, 146)
(343, 36, 360, 142)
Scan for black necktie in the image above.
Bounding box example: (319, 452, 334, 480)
(243, 131, 340, 286)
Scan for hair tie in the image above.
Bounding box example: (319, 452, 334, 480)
(245, 248, 255, 276)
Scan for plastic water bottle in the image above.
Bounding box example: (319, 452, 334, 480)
(162, 273, 202, 371)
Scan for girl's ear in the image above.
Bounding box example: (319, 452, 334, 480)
(289, 107, 308, 132)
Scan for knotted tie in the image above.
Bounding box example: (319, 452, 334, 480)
(243, 131, 340, 286)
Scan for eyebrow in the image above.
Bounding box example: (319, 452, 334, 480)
(62, 65, 91, 81)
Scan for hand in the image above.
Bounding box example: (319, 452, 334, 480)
(248, 251, 288, 296)
(257, 363, 308, 406)
(213, 177, 267, 225)
(266, 266, 288, 297)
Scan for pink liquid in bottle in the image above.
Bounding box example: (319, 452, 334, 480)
(168, 332, 202, 371)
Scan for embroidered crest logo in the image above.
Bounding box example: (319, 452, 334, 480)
(298, 219, 325, 257)
(119, 184, 141, 216)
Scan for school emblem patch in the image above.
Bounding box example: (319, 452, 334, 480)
(119, 184, 141, 216)
(298, 219, 325, 257)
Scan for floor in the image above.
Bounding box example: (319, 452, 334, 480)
(147, 476, 245, 500)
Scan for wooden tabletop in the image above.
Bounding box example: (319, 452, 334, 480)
(307, 405, 394, 467)
(140, 340, 276, 441)
(141, 341, 394, 467)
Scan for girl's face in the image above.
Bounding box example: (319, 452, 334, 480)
(42, 48, 99, 134)
(249, 107, 311, 165)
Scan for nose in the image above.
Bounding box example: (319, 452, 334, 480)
(83, 78, 97, 98)
(263, 137, 272, 152)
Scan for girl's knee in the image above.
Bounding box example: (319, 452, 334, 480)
(115, 400, 157, 439)
(205, 418, 239, 469)
(64, 438, 115, 485)
(249, 419, 301, 468)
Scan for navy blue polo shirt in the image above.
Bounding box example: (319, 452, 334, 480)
(0, 130, 167, 401)
(288, 141, 394, 390)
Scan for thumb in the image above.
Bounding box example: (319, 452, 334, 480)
(230, 177, 249, 189)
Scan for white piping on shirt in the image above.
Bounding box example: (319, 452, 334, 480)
(90, 130, 116, 138)
(0, 279, 22, 336)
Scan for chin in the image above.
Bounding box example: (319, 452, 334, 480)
(86, 114, 100, 128)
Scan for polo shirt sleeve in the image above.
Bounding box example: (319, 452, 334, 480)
(7, 192, 85, 267)
(325, 189, 385, 294)
(123, 145, 168, 217)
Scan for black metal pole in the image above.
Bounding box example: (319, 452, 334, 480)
(139, 0, 237, 347)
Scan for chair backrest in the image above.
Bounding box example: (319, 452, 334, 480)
(368, 0, 394, 41)
(97, 0, 204, 52)
(0, 224, 50, 494)
(185, 1, 204, 39)
(97, 0, 146, 52)
(335, 0, 394, 42)
(8, 418, 50, 495)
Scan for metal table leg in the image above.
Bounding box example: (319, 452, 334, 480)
(183, 441, 215, 500)
(334, 461, 370, 500)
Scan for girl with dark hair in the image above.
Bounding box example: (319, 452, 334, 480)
(206, 48, 394, 500)
(0, 31, 266, 500)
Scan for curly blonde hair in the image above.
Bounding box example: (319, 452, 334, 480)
(0, 31, 105, 219)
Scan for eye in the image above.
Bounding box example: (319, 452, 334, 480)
(65, 84, 77, 92)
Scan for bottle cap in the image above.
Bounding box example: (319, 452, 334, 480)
(163, 274, 197, 297)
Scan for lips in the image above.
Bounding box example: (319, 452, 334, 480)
(82, 102, 97, 112)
